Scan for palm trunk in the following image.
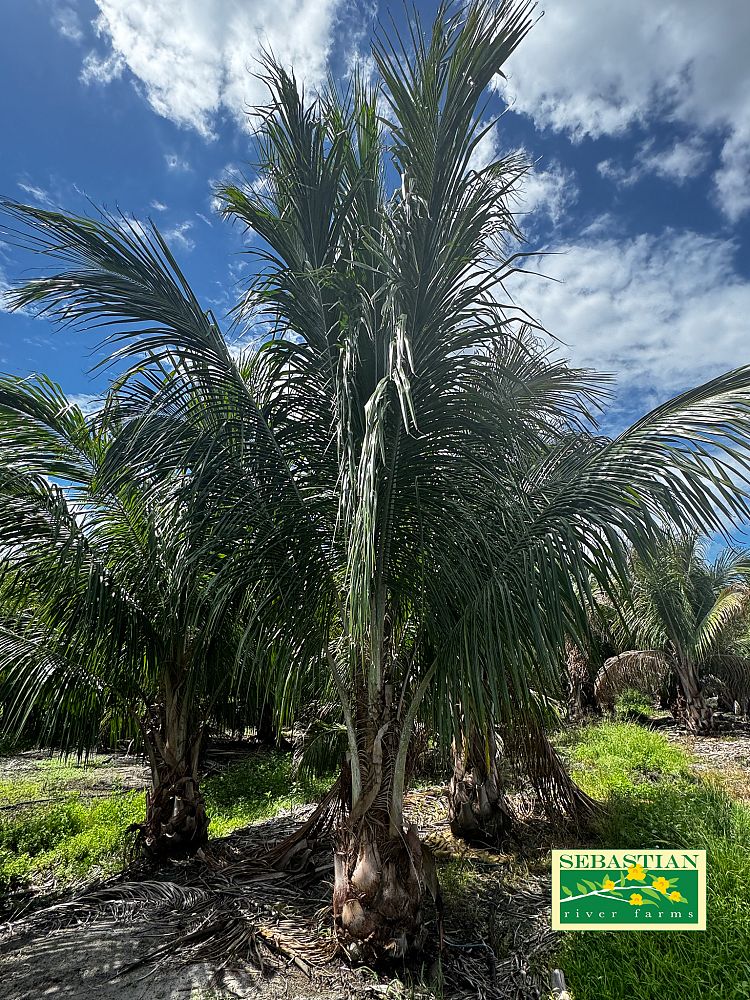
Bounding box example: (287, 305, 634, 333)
(565, 639, 597, 719)
(674, 659, 713, 733)
(448, 725, 513, 845)
(135, 693, 209, 857)
(256, 699, 276, 746)
(334, 808, 429, 962)
(332, 698, 438, 962)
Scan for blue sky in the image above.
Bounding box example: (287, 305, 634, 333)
(1, 0, 749, 434)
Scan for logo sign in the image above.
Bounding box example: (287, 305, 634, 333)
(551, 850, 706, 931)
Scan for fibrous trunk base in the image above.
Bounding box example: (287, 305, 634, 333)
(136, 772, 209, 858)
(333, 819, 434, 963)
(449, 732, 513, 846)
(675, 664, 713, 733)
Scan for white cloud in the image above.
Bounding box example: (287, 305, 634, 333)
(642, 138, 711, 185)
(509, 227, 750, 402)
(208, 161, 244, 214)
(0, 266, 13, 313)
(468, 125, 578, 230)
(715, 128, 750, 224)
(467, 121, 501, 174)
(17, 180, 54, 207)
(518, 160, 578, 228)
(598, 137, 711, 189)
(596, 158, 640, 189)
(80, 49, 124, 85)
(165, 153, 191, 172)
(163, 220, 195, 252)
(150, 199, 168, 212)
(83, 0, 347, 138)
(497, 0, 750, 221)
(53, 6, 84, 43)
(67, 393, 101, 415)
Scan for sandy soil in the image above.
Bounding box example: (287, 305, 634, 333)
(666, 713, 750, 803)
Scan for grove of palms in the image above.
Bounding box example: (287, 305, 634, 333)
(2, 0, 750, 964)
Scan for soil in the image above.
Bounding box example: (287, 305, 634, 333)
(665, 711, 750, 804)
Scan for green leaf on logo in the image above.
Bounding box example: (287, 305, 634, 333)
(640, 886, 662, 900)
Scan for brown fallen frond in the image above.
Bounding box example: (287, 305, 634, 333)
(594, 650, 668, 708)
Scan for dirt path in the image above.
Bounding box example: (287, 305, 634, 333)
(665, 713, 750, 804)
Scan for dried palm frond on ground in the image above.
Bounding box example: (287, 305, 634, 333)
(0, 780, 577, 1000)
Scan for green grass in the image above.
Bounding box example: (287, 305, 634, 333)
(0, 750, 334, 896)
(558, 722, 750, 1000)
(0, 792, 144, 888)
(561, 720, 689, 799)
(613, 688, 653, 720)
(202, 754, 333, 837)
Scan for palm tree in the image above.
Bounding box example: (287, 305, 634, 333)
(595, 534, 750, 732)
(0, 375, 250, 855)
(4, 0, 750, 960)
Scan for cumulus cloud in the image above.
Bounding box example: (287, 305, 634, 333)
(467, 125, 577, 230)
(598, 137, 711, 189)
(517, 160, 578, 228)
(497, 0, 750, 221)
(643, 138, 712, 185)
(508, 227, 750, 402)
(83, 0, 347, 138)
(715, 129, 750, 224)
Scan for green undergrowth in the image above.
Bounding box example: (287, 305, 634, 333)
(0, 750, 334, 897)
(202, 753, 333, 837)
(558, 721, 750, 1000)
(560, 720, 689, 799)
(613, 688, 653, 720)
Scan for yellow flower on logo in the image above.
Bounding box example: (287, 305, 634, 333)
(669, 891, 682, 902)
(602, 876, 616, 891)
(626, 863, 646, 881)
(629, 893, 643, 906)
(652, 876, 670, 893)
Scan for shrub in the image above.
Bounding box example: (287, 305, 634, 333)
(614, 688, 653, 720)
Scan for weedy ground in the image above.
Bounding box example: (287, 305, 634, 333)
(0, 719, 748, 999)
(0, 749, 331, 900)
